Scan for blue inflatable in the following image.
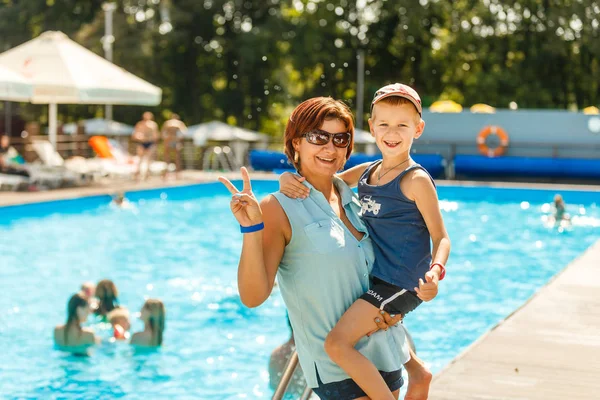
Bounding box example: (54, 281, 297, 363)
(249, 150, 446, 178)
(249, 150, 294, 172)
(454, 155, 600, 179)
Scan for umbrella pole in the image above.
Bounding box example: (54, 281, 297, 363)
(49, 102, 57, 148)
(4, 101, 11, 136)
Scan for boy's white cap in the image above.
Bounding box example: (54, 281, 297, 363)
(371, 83, 422, 115)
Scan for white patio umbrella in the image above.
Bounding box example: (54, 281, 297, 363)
(0, 64, 32, 101)
(354, 128, 375, 144)
(189, 121, 269, 166)
(189, 121, 269, 145)
(0, 31, 161, 147)
(62, 118, 134, 136)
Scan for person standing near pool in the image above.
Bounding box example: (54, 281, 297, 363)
(54, 292, 99, 352)
(161, 113, 187, 179)
(132, 111, 160, 181)
(219, 97, 411, 399)
(280, 83, 451, 399)
(268, 314, 306, 396)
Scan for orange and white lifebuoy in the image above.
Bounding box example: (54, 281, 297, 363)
(476, 125, 509, 157)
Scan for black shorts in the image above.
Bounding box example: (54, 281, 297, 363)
(313, 367, 403, 399)
(360, 277, 422, 316)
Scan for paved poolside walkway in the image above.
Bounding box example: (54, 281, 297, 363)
(0, 170, 276, 207)
(429, 239, 600, 400)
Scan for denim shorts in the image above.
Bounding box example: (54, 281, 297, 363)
(312, 368, 403, 399)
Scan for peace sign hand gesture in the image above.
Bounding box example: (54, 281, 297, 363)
(218, 167, 263, 227)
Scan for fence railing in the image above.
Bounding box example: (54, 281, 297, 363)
(6, 134, 259, 171)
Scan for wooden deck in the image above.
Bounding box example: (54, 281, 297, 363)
(429, 240, 600, 400)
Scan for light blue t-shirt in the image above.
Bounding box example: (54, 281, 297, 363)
(272, 176, 410, 388)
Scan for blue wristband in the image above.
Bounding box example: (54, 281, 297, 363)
(240, 222, 264, 233)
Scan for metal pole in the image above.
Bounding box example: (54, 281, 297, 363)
(49, 103, 57, 149)
(4, 101, 11, 136)
(356, 48, 365, 130)
(271, 350, 299, 400)
(102, 2, 116, 121)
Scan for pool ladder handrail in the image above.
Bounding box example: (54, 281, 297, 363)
(272, 350, 313, 400)
(202, 145, 239, 171)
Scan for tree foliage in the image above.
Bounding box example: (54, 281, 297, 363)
(0, 0, 598, 134)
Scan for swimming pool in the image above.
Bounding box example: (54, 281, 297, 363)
(1, 181, 598, 399)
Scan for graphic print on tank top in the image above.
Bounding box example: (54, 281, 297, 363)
(360, 195, 382, 216)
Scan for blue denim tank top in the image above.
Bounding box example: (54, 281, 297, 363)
(358, 162, 434, 290)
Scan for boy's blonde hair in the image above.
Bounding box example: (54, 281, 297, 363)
(371, 96, 422, 125)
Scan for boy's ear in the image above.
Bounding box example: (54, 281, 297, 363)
(367, 118, 375, 136)
(414, 120, 425, 139)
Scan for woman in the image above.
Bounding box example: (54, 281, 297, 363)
(54, 292, 98, 351)
(219, 97, 410, 399)
(94, 279, 122, 317)
(130, 299, 165, 347)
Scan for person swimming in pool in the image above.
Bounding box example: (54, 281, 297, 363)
(553, 194, 571, 225)
(80, 281, 99, 311)
(112, 192, 125, 207)
(130, 299, 165, 347)
(80, 281, 95, 298)
(94, 279, 124, 318)
(133, 111, 160, 181)
(269, 313, 306, 396)
(107, 307, 131, 341)
(54, 292, 99, 353)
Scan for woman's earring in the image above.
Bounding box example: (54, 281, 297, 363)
(294, 152, 299, 163)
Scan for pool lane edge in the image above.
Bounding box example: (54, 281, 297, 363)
(2, 170, 599, 208)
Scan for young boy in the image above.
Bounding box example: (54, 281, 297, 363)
(280, 83, 450, 399)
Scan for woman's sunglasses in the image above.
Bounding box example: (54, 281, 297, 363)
(301, 129, 352, 148)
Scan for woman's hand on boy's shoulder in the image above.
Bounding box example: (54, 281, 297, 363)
(279, 172, 309, 199)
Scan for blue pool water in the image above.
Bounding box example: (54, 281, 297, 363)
(1, 181, 599, 399)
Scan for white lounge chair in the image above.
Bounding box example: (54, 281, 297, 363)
(106, 139, 173, 176)
(27, 140, 95, 186)
(0, 173, 29, 191)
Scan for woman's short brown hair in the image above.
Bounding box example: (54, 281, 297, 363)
(284, 97, 355, 171)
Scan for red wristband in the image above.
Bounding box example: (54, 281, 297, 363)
(430, 263, 446, 281)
